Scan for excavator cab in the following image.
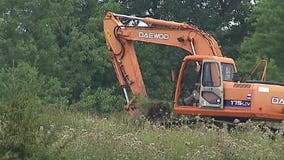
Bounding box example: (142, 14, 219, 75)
(174, 55, 236, 115)
(174, 55, 284, 121)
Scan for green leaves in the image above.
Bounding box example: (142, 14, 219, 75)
(0, 0, 282, 115)
(0, 62, 68, 159)
(71, 87, 124, 113)
(240, 0, 284, 81)
(0, 62, 68, 105)
(0, 0, 123, 105)
(0, 63, 41, 100)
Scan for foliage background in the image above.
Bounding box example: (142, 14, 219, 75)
(0, 0, 283, 159)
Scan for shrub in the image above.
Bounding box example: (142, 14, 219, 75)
(0, 62, 69, 159)
(71, 87, 124, 113)
(0, 94, 40, 159)
(0, 62, 68, 106)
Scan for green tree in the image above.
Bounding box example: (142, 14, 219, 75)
(0, 62, 67, 158)
(135, 43, 186, 100)
(240, 0, 284, 81)
(0, 0, 124, 104)
(119, 0, 254, 58)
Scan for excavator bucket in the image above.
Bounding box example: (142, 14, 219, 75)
(131, 97, 172, 123)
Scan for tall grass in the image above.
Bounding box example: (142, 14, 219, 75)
(5, 109, 282, 160)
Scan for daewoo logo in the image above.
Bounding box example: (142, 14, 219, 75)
(271, 97, 284, 105)
(138, 32, 169, 40)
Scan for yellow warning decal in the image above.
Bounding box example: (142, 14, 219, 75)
(105, 31, 111, 39)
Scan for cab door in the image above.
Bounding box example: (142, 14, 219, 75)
(199, 60, 224, 109)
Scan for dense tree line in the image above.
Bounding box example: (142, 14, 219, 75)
(0, 1, 125, 109)
(0, 0, 283, 157)
(0, 0, 282, 110)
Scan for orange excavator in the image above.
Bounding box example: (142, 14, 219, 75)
(103, 12, 284, 121)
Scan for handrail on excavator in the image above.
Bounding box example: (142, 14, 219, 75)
(243, 60, 267, 82)
(111, 12, 196, 29)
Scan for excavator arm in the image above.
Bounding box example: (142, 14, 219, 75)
(103, 12, 223, 113)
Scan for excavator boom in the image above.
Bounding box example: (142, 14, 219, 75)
(103, 12, 223, 108)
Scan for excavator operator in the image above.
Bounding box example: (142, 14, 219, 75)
(184, 65, 201, 105)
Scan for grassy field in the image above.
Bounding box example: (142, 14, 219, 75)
(16, 109, 283, 160)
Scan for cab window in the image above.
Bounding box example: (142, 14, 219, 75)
(221, 63, 235, 81)
(202, 62, 221, 87)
